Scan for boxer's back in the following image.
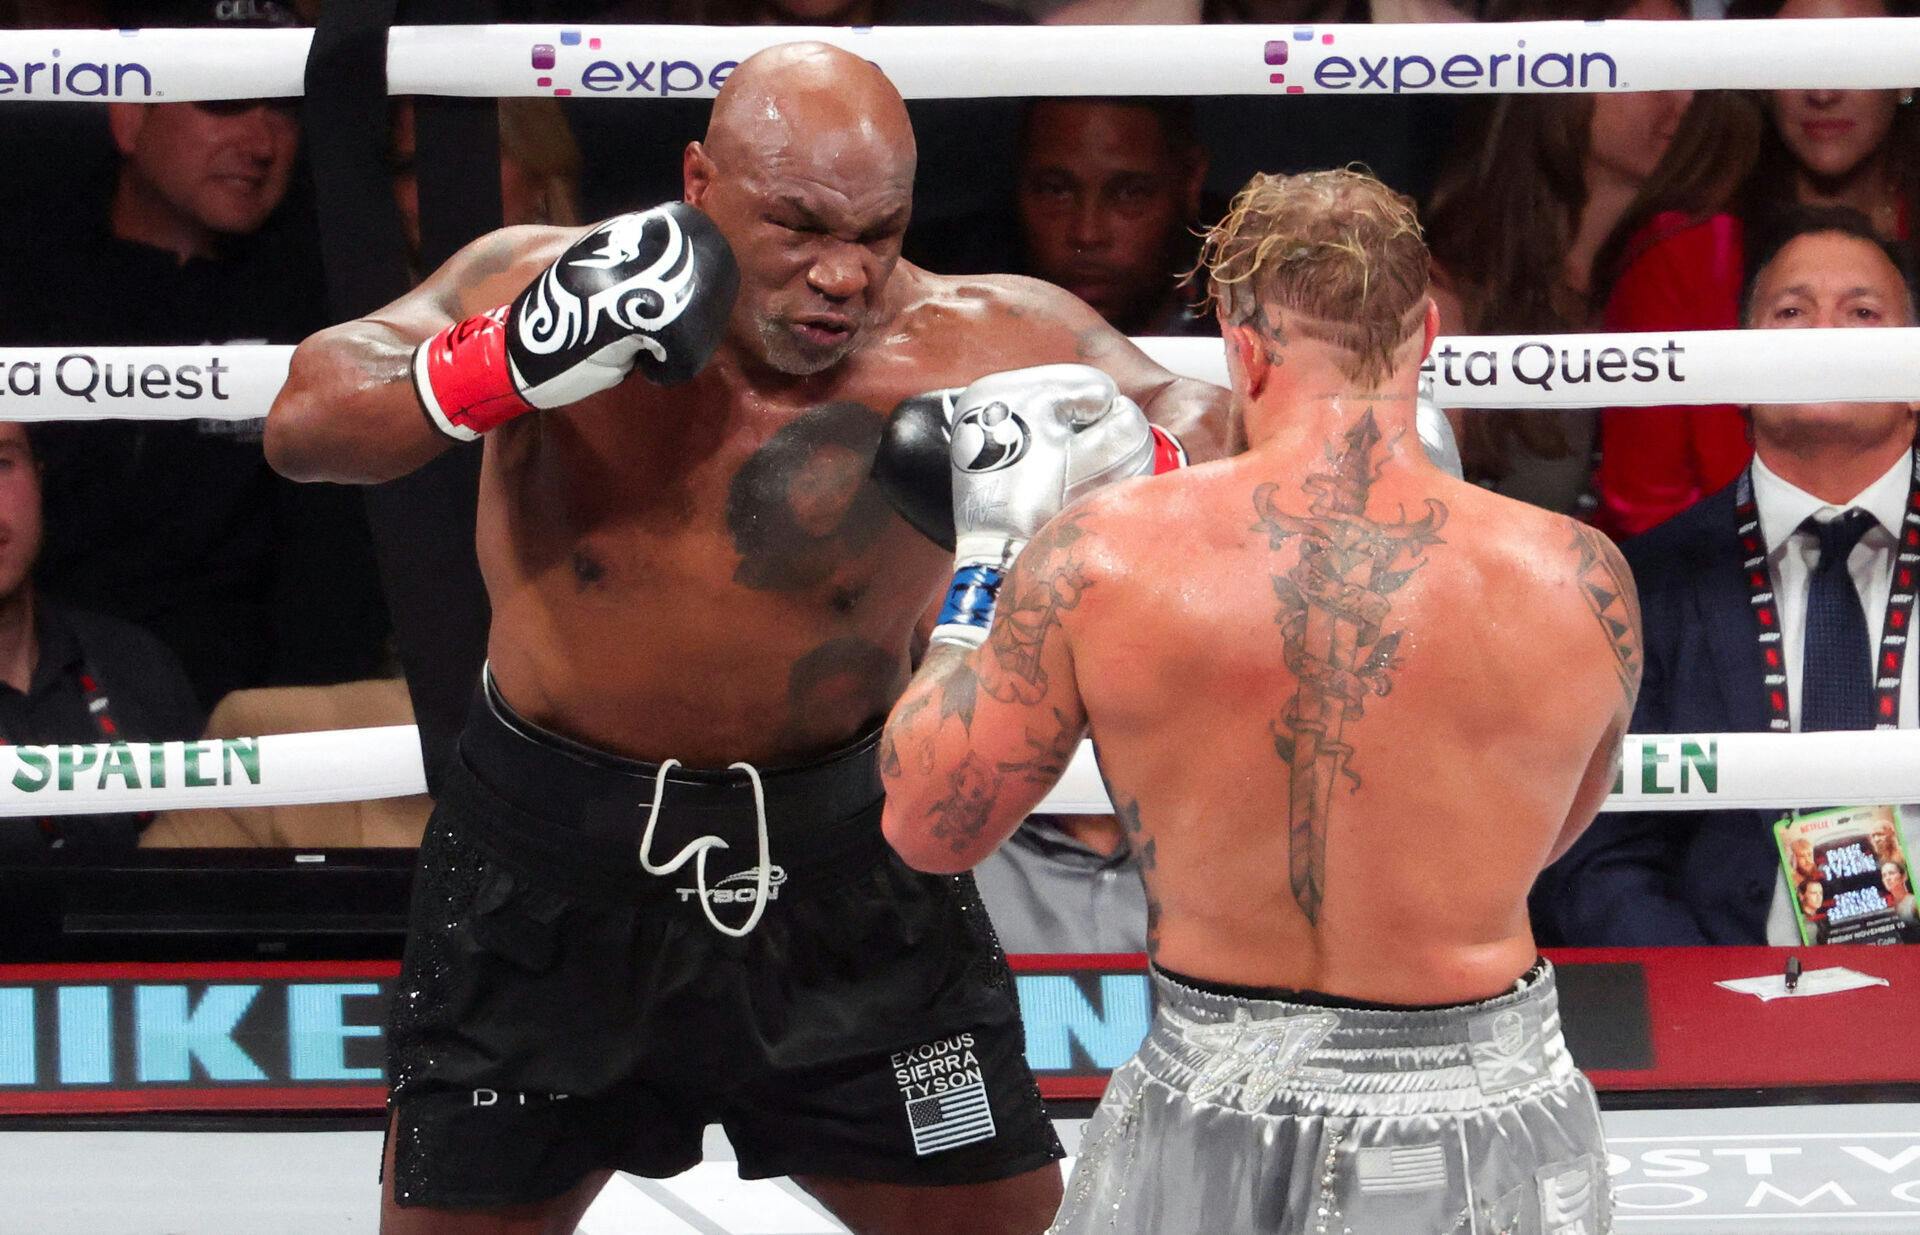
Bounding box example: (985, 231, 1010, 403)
(1068, 421, 1635, 1005)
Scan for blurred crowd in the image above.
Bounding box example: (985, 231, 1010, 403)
(0, 0, 1915, 954)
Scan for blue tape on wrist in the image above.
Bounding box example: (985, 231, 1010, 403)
(936, 564, 1005, 633)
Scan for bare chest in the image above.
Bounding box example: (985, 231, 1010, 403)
(485, 370, 950, 612)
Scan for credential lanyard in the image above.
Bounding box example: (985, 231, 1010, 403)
(1734, 453, 1920, 733)
(0, 658, 133, 848)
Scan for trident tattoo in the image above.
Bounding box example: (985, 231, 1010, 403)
(1253, 411, 1447, 924)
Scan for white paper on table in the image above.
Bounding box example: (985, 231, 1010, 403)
(1715, 966, 1892, 1002)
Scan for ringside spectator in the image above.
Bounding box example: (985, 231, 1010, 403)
(1044, 0, 1470, 208)
(1, 0, 390, 709)
(1426, 0, 1703, 513)
(0, 423, 204, 860)
(1015, 98, 1213, 336)
(1593, 0, 1920, 537)
(1541, 208, 1920, 945)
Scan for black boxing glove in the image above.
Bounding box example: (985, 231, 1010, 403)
(872, 386, 965, 549)
(873, 378, 1189, 551)
(413, 201, 740, 441)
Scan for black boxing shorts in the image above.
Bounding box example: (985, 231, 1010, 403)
(384, 674, 1061, 1209)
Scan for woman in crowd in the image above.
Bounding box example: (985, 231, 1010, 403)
(1592, 0, 1919, 537)
(1423, 0, 1713, 513)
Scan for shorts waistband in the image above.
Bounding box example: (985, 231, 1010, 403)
(1140, 960, 1575, 1114)
(1152, 962, 1546, 1013)
(446, 673, 888, 902)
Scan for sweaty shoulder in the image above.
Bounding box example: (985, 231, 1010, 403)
(416, 224, 583, 322)
(1495, 501, 1643, 708)
(898, 268, 1119, 358)
(1044, 465, 1208, 587)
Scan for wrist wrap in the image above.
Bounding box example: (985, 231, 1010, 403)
(930, 564, 1006, 649)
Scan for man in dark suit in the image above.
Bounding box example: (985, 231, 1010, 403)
(1542, 207, 1920, 945)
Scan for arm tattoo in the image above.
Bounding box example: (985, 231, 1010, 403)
(927, 751, 999, 856)
(980, 513, 1094, 705)
(880, 644, 978, 786)
(1255, 410, 1447, 925)
(939, 656, 981, 732)
(998, 706, 1082, 785)
(1571, 524, 1643, 711)
(880, 687, 934, 780)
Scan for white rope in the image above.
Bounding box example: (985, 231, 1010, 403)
(0, 726, 424, 817)
(0, 19, 1916, 103)
(1142, 329, 1920, 410)
(0, 727, 1910, 817)
(0, 329, 1913, 422)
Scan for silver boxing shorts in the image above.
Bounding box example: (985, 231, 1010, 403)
(1052, 961, 1609, 1235)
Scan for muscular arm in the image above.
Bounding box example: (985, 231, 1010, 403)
(996, 276, 1237, 463)
(1549, 523, 1645, 864)
(264, 225, 565, 485)
(881, 510, 1097, 873)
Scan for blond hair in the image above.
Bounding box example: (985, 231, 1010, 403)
(1199, 168, 1430, 387)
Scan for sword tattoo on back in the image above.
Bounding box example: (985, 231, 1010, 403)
(1253, 410, 1447, 924)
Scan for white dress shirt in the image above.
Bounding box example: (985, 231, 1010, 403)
(1753, 449, 1920, 945)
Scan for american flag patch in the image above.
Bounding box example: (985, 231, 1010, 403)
(1355, 1143, 1449, 1194)
(906, 1080, 996, 1156)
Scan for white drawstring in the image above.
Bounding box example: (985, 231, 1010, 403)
(637, 757, 774, 939)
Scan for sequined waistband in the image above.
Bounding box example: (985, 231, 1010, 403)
(1138, 961, 1575, 1113)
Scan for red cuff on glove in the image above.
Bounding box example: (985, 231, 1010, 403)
(414, 307, 536, 442)
(1150, 424, 1188, 474)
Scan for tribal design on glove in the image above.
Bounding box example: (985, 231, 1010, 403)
(516, 210, 696, 361)
(1253, 410, 1447, 925)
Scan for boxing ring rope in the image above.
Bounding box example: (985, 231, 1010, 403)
(0, 329, 1910, 821)
(0, 727, 1912, 818)
(0, 328, 1915, 421)
(0, 20, 1913, 829)
(0, 18, 1918, 100)
(0, 729, 1912, 818)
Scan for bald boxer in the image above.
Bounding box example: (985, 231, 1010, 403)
(267, 42, 1227, 1235)
(881, 169, 1640, 1234)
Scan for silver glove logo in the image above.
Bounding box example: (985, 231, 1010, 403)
(516, 209, 697, 363)
(951, 401, 1031, 473)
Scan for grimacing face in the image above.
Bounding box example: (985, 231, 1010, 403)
(688, 138, 912, 377)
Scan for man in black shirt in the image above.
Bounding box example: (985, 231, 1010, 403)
(0, 424, 204, 859)
(1, 0, 388, 710)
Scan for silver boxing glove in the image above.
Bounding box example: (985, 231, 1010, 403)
(932, 364, 1175, 648)
(1417, 373, 1463, 480)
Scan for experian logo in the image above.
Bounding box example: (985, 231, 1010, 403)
(529, 30, 737, 98)
(0, 51, 154, 98)
(1264, 28, 1619, 95)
